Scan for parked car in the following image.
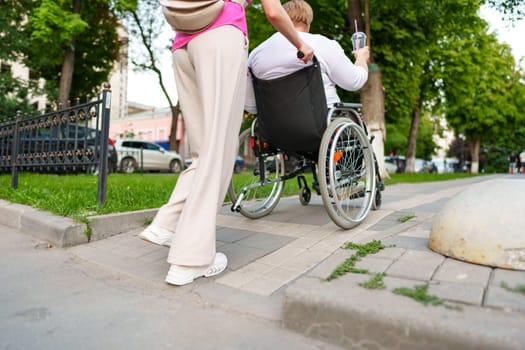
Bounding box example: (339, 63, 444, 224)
(61, 124, 118, 174)
(16, 123, 118, 174)
(384, 156, 398, 174)
(432, 157, 459, 174)
(115, 139, 183, 173)
(414, 158, 438, 173)
(384, 155, 406, 173)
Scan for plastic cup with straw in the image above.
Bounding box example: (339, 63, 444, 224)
(351, 19, 366, 51)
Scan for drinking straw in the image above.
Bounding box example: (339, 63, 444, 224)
(354, 19, 358, 32)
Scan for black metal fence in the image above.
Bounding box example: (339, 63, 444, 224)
(0, 85, 112, 205)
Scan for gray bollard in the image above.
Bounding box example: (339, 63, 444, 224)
(430, 179, 525, 270)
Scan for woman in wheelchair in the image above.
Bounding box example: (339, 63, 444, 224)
(229, 0, 384, 229)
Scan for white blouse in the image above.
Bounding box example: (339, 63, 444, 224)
(245, 31, 368, 114)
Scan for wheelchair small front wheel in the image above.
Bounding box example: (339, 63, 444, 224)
(372, 179, 382, 210)
(299, 187, 311, 206)
(318, 118, 376, 229)
(372, 156, 383, 210)
(227, 128, 285, 219)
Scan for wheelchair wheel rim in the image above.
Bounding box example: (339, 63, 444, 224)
(319, 119, 375, 229)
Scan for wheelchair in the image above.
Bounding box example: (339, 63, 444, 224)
(229, 57, 384, 229)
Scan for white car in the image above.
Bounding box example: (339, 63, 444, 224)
(432, 157, 460, 173)
(115, 139, 183, 173)
(384, 157, 398, 174)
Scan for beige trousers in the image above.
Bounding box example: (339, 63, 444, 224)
(152, 26, 248, 266)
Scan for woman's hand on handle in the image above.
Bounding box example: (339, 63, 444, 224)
(297, 44, 314, 64)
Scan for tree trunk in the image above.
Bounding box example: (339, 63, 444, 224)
(362, 67, 387, 178)
(169, 103, 181, 151)
(347, 0, 364, 32)
(58, 0, 81, 107)
(348, 0, 388, 179)
(469, 137, 480, 174)
(405, 98, 423, 173)
(59, 47, 75, 107)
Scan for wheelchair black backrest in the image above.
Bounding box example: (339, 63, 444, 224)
(250, 56, 328, 154)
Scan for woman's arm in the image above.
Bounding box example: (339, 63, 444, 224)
(259, 0, 313, 63)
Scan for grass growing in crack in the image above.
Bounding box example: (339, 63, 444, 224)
(393, 284, 462, 310)
(398, 215, 416, 223)
(501, 282, 525, 295)
(359, 273, 386, 290)
(344, 240, 385, 253)
(326, 240, 386, 281)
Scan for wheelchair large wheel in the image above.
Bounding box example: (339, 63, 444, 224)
(228, 128, 285, 219)
(318, 118, 376, 229)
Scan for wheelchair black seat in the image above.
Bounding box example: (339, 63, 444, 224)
(249, 56, 328, 154)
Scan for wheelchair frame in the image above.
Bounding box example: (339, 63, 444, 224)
(229, 102, 383, 230)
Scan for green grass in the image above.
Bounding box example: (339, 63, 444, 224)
(327, 240, 386, 281)
(359, 273, 387, 290)
(393, 284, 444, 306)
(398, 215, 416, 223)
(393, 284, 462, 310)
(0, 173, 178, 221)
(501, 282, 525, 295)
(0, 171, 484, 221)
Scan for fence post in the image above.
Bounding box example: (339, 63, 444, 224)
(97, 83, 112, 206)
(10, 111, 21, 189)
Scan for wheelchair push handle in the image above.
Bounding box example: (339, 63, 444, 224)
(297, 51, 318, 65)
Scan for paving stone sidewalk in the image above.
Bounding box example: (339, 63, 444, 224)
(2, 174, 525, 349)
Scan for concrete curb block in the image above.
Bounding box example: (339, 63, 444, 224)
(0, 200, 88, 247)
(21, 209, 88, 247)
(88, 208, 158, 242)
(283, 275, 525, 350)
(0, 199, 158, 247)
(0, 200, 26, 229)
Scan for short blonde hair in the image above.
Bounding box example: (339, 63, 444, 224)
(283, 0, 313, 26)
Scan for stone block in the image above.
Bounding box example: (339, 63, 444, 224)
(433, 258, 492, 286)
(386, 249, 444, 281)
(88, 208, 157, 242)
(427, 281, 485, 306)
(485, 284, 525, 312)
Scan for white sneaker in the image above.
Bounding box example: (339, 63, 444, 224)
(138, 225, 173, 247)
(165, 253, 228, 286)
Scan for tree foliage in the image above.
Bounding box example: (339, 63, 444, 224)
(30, 0, 89, 55)
(0, 0, 36, 120)
(485, 0, 525, 20)
(442, 31, 517, 139)
(24, 0, 125, 104)
(0, 0, 31, 61)
(0, 72, 36, 121)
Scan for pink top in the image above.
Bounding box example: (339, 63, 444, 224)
(172, 1, 251, 51)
